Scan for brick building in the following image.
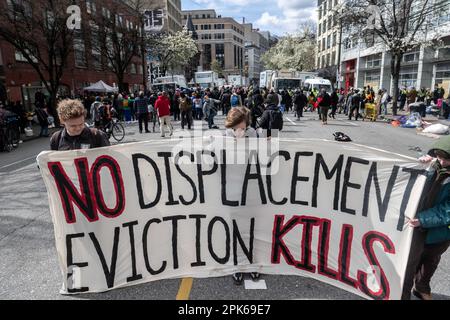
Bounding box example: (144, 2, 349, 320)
(0, 0, 145, 111)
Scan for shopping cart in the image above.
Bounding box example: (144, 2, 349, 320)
(363, 103, 377, 122)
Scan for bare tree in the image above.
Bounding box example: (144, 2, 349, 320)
(0, 0, 76, 118)
(91, 0, 145, 93)
(339, 0, 449, 115)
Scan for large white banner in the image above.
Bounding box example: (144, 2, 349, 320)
(37, 138, 428, 300)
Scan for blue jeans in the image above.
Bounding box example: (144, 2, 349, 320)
(40, 125, 49, 137)
(208, 110, 217, 129)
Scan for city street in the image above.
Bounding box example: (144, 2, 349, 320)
(0, 111, 449, 300)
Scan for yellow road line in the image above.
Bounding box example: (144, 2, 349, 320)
(176, 277, 193, 300)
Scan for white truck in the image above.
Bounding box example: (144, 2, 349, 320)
(151, 75, 188, 93)
(228, 75, 248, 87)
(195, 71, 219, 89)
(259, 70, 274, 88)
(268, 70, 302, 92)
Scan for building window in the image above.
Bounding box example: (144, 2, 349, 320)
(364, 71, 380, 84)
(436, 63, 450, 81)
(74, 30, 87, 68)
(130, 63, 137, 74)
(215, 43, 225, 68)
(399, 66, 418, 87)
(403, 51, 420, 63)
(327, 35, 331, 49)
(86, 0, 96, 15)
(365, 54, 381, 68)
(15, 49, 37, 63)
(318, 23, 321, 36)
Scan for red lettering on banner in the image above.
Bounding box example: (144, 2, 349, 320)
(48, 156, 125, 224)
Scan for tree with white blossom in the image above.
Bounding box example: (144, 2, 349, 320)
(147, 30, 199, 76)
(339, 0, 450, 115)
(261, 23, 317, 72)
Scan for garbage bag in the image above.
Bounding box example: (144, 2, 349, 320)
(422, 123, 449, 135)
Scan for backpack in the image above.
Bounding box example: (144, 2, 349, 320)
(231, 95, 239, 107)
(269, 108, 283, 131)
(180, 98, 192, 112)
(333, 132, 352, 142)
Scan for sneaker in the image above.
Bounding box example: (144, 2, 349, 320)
(250, 272, 260, 281)
(413, 288, 433, 300)
(232, 273, 243, 285)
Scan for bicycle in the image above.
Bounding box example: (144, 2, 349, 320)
(102, 118, 125, 142)
(0, 115, 20, 152)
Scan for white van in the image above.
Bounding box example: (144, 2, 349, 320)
(303, 78, 333, 94)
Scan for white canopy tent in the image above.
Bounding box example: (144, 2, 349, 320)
(83, 80, 118, 93)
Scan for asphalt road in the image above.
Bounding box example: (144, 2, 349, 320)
(0, 111, 449, 300)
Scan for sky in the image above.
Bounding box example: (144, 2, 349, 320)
(182, 0, 318, 36)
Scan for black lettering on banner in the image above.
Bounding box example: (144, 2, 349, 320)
(341, 157, 370, 215)
(312, 154, 344, 210)
(122, 221, 143, 283)
(174, 151, 198, 205)
(66, 233, 89, 293)
(196, 150, 218, 204)
(267, 151, 291, 205)
(142, 218, 167, 275)
(296, 216, 321, 272)
(291, 152, 314, 206)
(163, 215, 187, 269)
(338, 224, 358, 288)
(241, 150, 267, 206)
(357, 231, 395, 300)
(48, 158, 97, 224)
(233, 218, 255, 265)
(221, 150, 239, 207)
(132, 154, 162, 209)
(317, 219, 338, 280)
(189, 215, 207, 267)
(208, 216, 231, 264)
(271, 215, 300, 265)
(89, 228, 120, 289)
(92, 156, 126, 218)
(362, 163, 399, 222)
(158, 152, 180, 206)
(397, 168, 427, 231)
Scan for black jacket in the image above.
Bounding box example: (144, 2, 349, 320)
(50, 127, 111, 151)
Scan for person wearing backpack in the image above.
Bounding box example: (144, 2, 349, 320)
(230, 89, 243, 108)
(135, 91, 150, 134)
(90, 97, 104, 129)
(35, 105, 50, 137)
(50, 99, 110, 151)
(257, 93, 283, 138)
(179, 92, 193, 130)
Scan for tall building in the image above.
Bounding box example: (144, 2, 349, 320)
(182, 9, 245, 77)
(243, 23, 270, 85)
(316, 0, 343, 83)
(339, 2, 450, 94)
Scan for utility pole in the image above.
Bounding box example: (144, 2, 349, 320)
(336, 9, 343, 91)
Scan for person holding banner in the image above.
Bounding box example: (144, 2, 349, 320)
(224, 106, 260, 285)
(50, 99, 110, 151)
(404, 136, 450, 300)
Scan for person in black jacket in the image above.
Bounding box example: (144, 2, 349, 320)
(50, 99, 110, 151)
(329, 89, 339, 119)
(249, 88, 265, 129)
(318, 89, 331, 125)
(257, 93, 283, 138)
(293, 89, 307, 120)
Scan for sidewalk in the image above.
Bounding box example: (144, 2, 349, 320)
(20, 124, 61, 143)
